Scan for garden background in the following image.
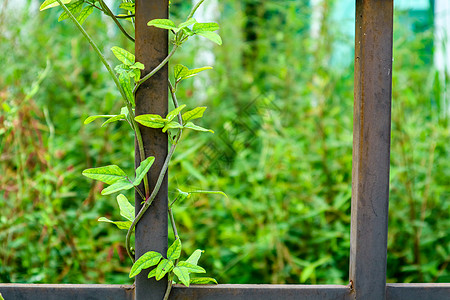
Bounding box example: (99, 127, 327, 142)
(0, 0, 448, 285)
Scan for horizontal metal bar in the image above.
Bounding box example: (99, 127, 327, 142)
(1, 283, 449, 299)
(386, 283, 450, 300)
(0, 284, 134, 300)
(171, 284, 352, 300)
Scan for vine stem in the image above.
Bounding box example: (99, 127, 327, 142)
(163, 280, 174, 300)
(98, 0, 135, 42)
(55, 0, 150, 198)
(133, 45, 178, 95)
(126, 81, 184, 262)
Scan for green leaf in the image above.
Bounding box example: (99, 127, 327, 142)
(190, 190, 228, 199)
(76, 5, 93, 25)
(178, 18, 197, 30)
(130, 62, 145, 70)
(184, 122, 214, 133)
(98, 217, 132, 230)
(82, 165, 127, 185)
(173, 266, 190, 287)
(155, 259, 174, 280)
(84, 115, 114, 124)
(182, 27, 195, 36)
(101, 180, 134, 195)
(58, 0, 83, 21)
(174, 64, 188, 82)
(111, 46, 135, 66)
(177, 261, 206, 273)
(115, 63, 129, 74)
(189, 277, 218, 285)
(193, 22, 219, 33)
(101, 114, 125, 127)
(147, 268, 157, 278)
(117, 194, 135, 222)
(166, 104, 186, 122)
(167, 238, 181, 260)
(132, 69, 141, 81)
(0, 292, 4, 300)
(129, 251, 163, 278)
(119, 2, 135, 13)
(133, 156, 155, 186)
(186, 249, 204, 266)
(162, 121, 183, 133)
(174, 65, 212, 83)
(182, 107, 207, 123)
(197, 32, 222, 45)
(135, 114, 167, 128)
(147, 19, 177, 31)
(40, 0, 71, 11)
(119, 72, 135, 106)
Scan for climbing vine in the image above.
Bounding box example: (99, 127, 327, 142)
(40, 0, 224, 298)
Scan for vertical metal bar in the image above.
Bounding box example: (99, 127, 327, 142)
(135, 0, 169, 299)
(350, 0, 393, 299)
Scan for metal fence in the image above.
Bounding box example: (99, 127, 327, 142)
(1, 0, 449, 299)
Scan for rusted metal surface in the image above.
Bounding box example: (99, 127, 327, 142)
(170, 284, 352, 300)
(350, 0, 394, 300)
(134, 0, 169, 299)
(0, 284, 134, 300)
(386, 283, 450, 300)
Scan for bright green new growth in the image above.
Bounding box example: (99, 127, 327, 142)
(41, 0, 222, 298)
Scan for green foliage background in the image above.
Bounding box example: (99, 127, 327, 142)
(0, 0, 448, 285)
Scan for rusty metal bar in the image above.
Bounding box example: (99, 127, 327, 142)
(350, 0, 394, 300)
(134, 0, 169, 299)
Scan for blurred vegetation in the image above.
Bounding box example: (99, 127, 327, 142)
(0, 0, 448, 286)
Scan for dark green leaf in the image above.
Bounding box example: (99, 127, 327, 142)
(147, 268, 157, 278)
(178, 18, 197, 30)
(166, 104, 186, 122)
(76, 5, 93, 25)
(101, 180, 133, 195)
(182, 107, 207, 123)
(84, 115, 114, 124)
(177, 261, 206, 273)
(173, 266, 190, 287)
(135, 114, 167, 128)
(130, 251, 163, 278)
(186, 249, 204, 266)
(155, 259, 174, 280)
(111, 46, 135, 66)
(58, 0, 83, 21)
(193, 22, 219, 33)
(119, 2, 134, 13)
(119, 72, 135, 106)
(197, 32, 222, 45)
(162, 121, 183, 133)
(133, 156, 155, 186)
(82, 165, 127, 184)
(40, 0, 71, 11)
(101, 114, 125, 127)
(167, 238, 181, 260)
(98, 217, 131, 230)
(147, 19, 177, 31)
(117, 194, 135, 222)
(189, 277, 218, 285)
(184, 122, 214, 133)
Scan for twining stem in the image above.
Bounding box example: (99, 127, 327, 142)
(163, 279, 174, 300)
(126, 83, 184, 261)
(55, 0, 150, 198)
(133, 45, 178, 95)
(98, 0, 135, 42)
(168, 208, 178, 238)
(187, 0, 206, 19)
